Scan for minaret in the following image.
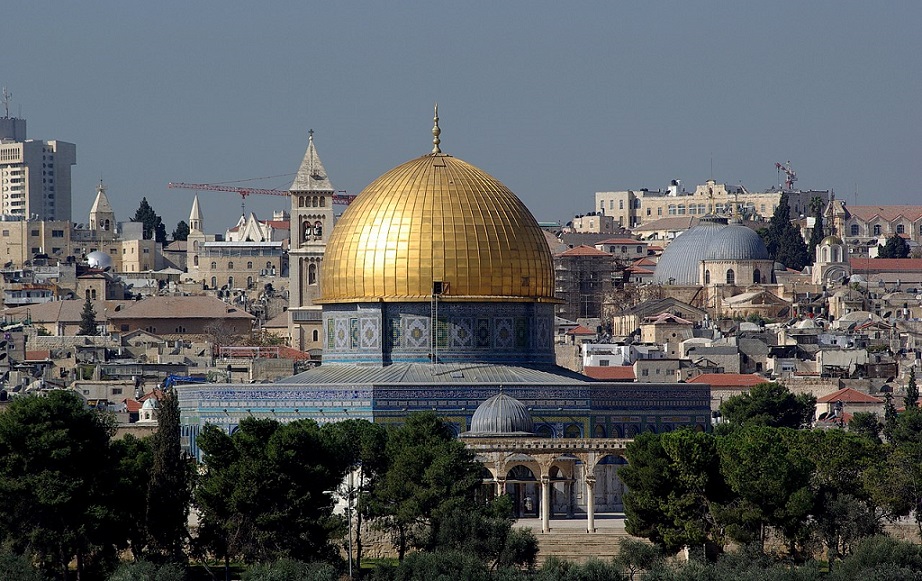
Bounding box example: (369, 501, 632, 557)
(89, 181, 116, 233)
(189, 194, 204, 233)
(288, 130, 336, 351)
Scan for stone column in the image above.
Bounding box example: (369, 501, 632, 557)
(496, 478, 506, 498)
(565, 481, 574, 518)
(585, 475, 596, 533)
(540, 475, 550, 533)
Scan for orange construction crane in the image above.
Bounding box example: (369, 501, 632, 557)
(168, 181, 355, 215)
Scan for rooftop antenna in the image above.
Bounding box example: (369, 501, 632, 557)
(709, 154, 713, 180)
(1, 88, 11, 118)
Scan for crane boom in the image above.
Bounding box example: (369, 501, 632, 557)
(168, 182, 356, 205)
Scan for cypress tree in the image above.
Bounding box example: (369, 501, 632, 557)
(78, 295, 99, 336)
(807, 196, 825, 263)
(905, 368, 919, 411)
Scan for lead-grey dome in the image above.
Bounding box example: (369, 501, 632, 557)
(703, 225, 770, 261)
(653, 216, 728, 285)
(466, 393, 534, 436)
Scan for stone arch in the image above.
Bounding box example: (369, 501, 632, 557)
(534, 424, 555, 438)
(564, 423, 583, 438)
(753, 268, 761, 284)
(593, 424, 606, 438)
(726, 268, 735, 285)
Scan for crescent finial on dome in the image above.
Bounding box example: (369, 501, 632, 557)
(431, 103, 441, 154)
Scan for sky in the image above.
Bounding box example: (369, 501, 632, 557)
(4, 1, 921, 233)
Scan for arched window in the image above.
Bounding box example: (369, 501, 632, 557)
(302, 221, 311, 241)
(621, 246, 627, 253)
(228, 276, 234, 288)
(266, 261, 272, 269)
(308, 263, 317, 285)
(320, 197, 326, 207)
(726, 269, 735, 285)
(227, 261, 234, 269)
(103, 219, 110, 231)
(832, 247, 839, 262)
(897, 224, 905, 234)
(704, 269, 711, 284)
(247, 261, 253, 269)
(668, 204, 677, 215)
(247, 276, 253, 288)
(312, 329, 319, 342)
(850, 224, 859, 236)
(210, 276, 217, 288)
(210, 262, 217, 269)
(314, 221, 322, 237)
(193, 256, 198, 266)
(298, 196, 305, 208)
(822, 247, 829, 262)
(636, 245, 643, 254)
(753, 268, 761, 284)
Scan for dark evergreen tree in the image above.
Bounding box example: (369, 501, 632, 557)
(883, 392, 898, 442)
(807, 196, 825, 262)
(78, 295, 99, 336)
(719, 382, 816, 429)
(133, 197, 168, 244)
(172, 220, 190, 242)
(878, 234, 910, 258)
(904, 368, 919, 410)
(764, 192, 811, 270)
(146, 390, 194, 563)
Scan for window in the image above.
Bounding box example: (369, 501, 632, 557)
(873, 225, 881, 236)
(678, 204, 686, 215)
(142, 248, 149, 254)
(228, 261, 234, 269)
(668, 204, 677, 215)
(657, 207, 663, 216)
(897, 224, 905, 234)
(52, 229, 64, 238)
(621, 246, 627, 253)
(726, 269, 735, 285)
(247, 261, 253, 269)
(636, 245, 643, 254)
(704, 269, 711, 284)
(312, 330, 319, 342)
(193, 256, 198, 266)
(619, 200, 624, 210)
(850, 224, 859, 236)
(210, 262, 217, 269)
(112, 388, 122, 395)
(228, 276, 234, 288)
(1, 230, 7, 237)
(30, 229, 39, 236)
(753, 268, 761, 284)
(308, 263, 317, 285)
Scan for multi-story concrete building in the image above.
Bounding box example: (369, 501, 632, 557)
(825, 198, 922, 256)
(595, 179, 829, 228)
(0, 112, 76, 221)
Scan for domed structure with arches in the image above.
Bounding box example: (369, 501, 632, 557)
(812, 234, 851, 285)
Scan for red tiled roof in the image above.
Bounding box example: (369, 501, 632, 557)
(556, 245, 613, 257)
(817, 387, 883, 404)
(265, 220, 290, 229)
(123, 399, 143, 413)
(687, 373, 765, 388)
(139, 388, 164, 402)
(566, 325, 597, 336)
(643, 312, 693, 325)
(628, 266, 655, 275)
(24, 349, 52, 361)
(846, 205, 922, 222)
(850, 258, 922, 273)
(584, 366, 635, 381)
(276, 346, 312, 360)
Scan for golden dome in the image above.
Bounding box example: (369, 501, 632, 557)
(320, 153, 555, 303)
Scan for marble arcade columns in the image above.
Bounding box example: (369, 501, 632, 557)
(585, 474, 596, 533)
(540, 475, 551, 533)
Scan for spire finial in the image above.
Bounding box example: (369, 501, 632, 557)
(308, 128, 314, 142)
(431, 103, 441, 154)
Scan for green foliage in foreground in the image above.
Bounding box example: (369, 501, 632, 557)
(108, 560, 187, 581)
(240, 558, 339, 581)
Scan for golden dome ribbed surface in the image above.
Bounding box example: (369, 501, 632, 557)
(320, 153, 555, 303)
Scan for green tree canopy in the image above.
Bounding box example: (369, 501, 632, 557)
(807, 196, 825, 261)
(878, 234, 910, 258)
(194, 418, 348, 571)
(78, 295, 99, 336)
(0, 391, 121, 579)
(133, 197, 168, 244)
(719, 382, 815, 429)
(172, 220, 190, 242)
(366, 412, 483, 560)
(762, 192, 811, 270)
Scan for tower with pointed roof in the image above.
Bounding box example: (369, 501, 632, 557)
(89, 181, 116, 235)
(288, 130, 336, 351)
(189, 194, 204, 233)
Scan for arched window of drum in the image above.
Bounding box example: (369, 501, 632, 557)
(822, 247, 829, 262)
(593, 424, 606, 438)
(726, 269, 735, 285)
(308, 263, 317, 285)
(564, 424, 582, 438)
(753, 268, 761, 284)
(704, 270, 711, 284)
(534, 424, 554, 438)
(832, 247, 839, 262)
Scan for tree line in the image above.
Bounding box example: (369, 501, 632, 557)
(620, 377, 922, 575)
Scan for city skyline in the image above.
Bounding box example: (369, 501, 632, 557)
(5, 1, 920, 232)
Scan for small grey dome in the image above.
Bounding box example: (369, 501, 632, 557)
(467, 393, 533, 436)
(86, 250, 113, 269)
(703, 225, 770, 261)
(653, 215, 728, 285)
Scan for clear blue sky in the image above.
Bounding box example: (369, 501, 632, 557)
(5, 1, 920, 232)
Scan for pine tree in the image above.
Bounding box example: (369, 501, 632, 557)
(905, 367, 919, 410)
(878, 234, 910, 259)
(133, 197, 168, 244)
(78, 295, 99, 336)
(883, 392, 898, 442)
(172, 220, 190, 242)
(145, 390, 193, 562)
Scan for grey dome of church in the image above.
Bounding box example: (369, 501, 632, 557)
(465, 393, 534, 437)
(652, 215, 728, 284)
(702, 224, 770, 261)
